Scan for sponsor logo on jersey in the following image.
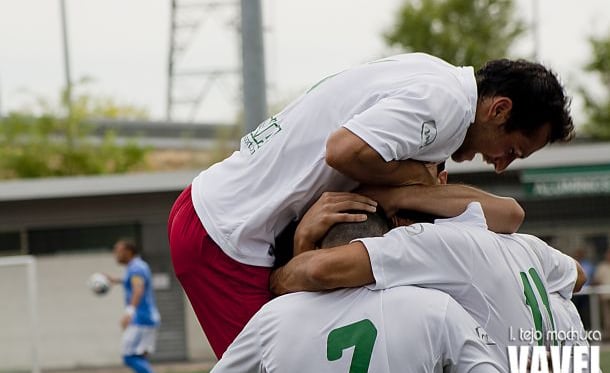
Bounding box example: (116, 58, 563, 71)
(475, 326, 496, 345)
(242, 116, 282, 155)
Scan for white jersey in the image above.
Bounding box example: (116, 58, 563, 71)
(192, 53, 477, 266)
(211, 286, 503, 373)
(548, 294, 601, 373)
(550, 294, 589, 347)
(357, 203, 577, 368)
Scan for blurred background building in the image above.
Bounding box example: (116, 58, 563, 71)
(1, 0, 610, 371)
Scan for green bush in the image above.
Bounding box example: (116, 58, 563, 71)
(0, 84, 150, 179)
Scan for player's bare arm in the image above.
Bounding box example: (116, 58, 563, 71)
(271, 241, 374, 295)
(273, 196, 582, 297)
(293, 192, 378, 256)
(272, 234, 586, 297)
(273, 191, 378, 293)
(575, 261, 587, 293)
(326, 128, 435, 186)
(357, 184, 525, 233)
(102, 273, 122, 285)
(121, 275, 145, 329)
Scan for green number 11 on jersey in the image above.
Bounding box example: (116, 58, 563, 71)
(520, 267, 556, 346)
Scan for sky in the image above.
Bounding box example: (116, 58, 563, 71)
(0, 0, 609, 125)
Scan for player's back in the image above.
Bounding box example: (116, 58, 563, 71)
(439, 224, 573, 351)
(191, 53, 475, 268)
(455, 227, 557, 348)
(213, 286, 502, 372)
(359, 203, 576, 367)
(420, 211, 572, 351)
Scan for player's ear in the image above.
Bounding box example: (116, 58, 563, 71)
(437, 170, 448, 185)
(490, 97, 512, 125)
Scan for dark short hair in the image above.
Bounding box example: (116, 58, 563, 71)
(273, 206, 442, 268)
(116, 239, 139, 255)
(320, 209, 391, 248)
(320, 207, 445, 248)
(476, 59, 574, 143)
(394, 209, 441, 224)
(437, 161, 446, 174)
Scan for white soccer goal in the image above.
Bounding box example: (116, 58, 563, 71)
(0, 255, 40, 373)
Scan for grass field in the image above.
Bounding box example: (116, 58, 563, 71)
(601, 349, 610, 371)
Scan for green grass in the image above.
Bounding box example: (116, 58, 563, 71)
(601, 350, 610, 371)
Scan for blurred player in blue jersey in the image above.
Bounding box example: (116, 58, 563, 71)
(106, 239, 161, 373)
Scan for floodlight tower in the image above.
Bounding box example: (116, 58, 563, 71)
(240, 0, 268, 132)
(166, 0, 240, 122)
(167, 0, 269, 129)
(59, 0, 73, 115)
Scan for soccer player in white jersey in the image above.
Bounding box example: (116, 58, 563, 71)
(271, 199, 586, 369)
(212, 287, 502, 373)
(550, 293, 590, 348)
(168, 53, 574, 357)
(212, 213, 504, 373)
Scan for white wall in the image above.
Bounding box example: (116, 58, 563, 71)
(0, 252, 217, 371)
(0, 253, 124, 370)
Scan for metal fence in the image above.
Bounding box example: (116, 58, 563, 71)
(573, 285, 610, 336)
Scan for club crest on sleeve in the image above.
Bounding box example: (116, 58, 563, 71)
(403, 224, 424, 236)
(420, 120, 437, 148)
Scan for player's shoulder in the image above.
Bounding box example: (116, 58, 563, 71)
(354, 53, 473, 119)
(258, 291, 315, 315)
(385, 52, 460, 70)
(388, 286, 452, 303)
(128, 257, 151, 274)
(508, 233, 551, 254)
(434, 202, 488, 229)
(399, 53, 471, 93)
(512, 232, 544, 242)
(383, 286, 452, 318)
(386, 202, 489, 239)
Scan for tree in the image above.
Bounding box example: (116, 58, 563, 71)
(384, 0, 526, 68)
(0, 82, 150, 179)
(581, 33, 610, 140)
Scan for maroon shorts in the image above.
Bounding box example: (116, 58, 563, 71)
(168, 185, 272, 358)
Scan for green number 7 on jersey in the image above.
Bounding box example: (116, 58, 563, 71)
(327, 319, 377, 373)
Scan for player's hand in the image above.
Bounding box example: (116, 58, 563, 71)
(294, 192, 377, 255)
(103, 273, 119, 285)
(120, 314, 132, 330)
